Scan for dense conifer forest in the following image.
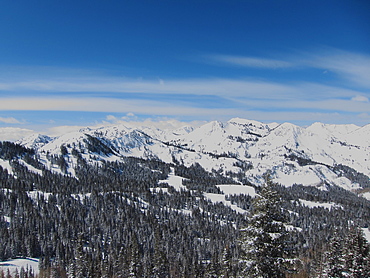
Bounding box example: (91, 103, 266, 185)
(1, 141, 370, 277)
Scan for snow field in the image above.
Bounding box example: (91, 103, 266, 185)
(158, 167, 187, 191)
(0, 159, 13, 175)
(205, 184, 257, 214)
(0, 258, 39, 276)
(298, 199, 341, 210)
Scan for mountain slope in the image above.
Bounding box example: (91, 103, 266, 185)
(2, 130, 370, 277)
(16, 118, 370, 191)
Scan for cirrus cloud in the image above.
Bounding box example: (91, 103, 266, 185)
(0, 48, 369, 129)
(351, 95, 369, 102)
(0, 127, 35, 141)
(0, 117, 23, 124)
(206, 54, 294, 69)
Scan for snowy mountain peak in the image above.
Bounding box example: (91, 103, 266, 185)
(228, 118, 273, 138)
(13, 118, 370, 191)
(307, 122, 360, 136)
(172, 125, 194, 136)
(228, 117, 265, 128)
(16, 133, 53, 149)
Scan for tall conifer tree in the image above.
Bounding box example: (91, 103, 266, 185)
(239, 177, 300, 277)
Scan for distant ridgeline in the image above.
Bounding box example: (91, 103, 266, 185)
(0, 118, 370, 277)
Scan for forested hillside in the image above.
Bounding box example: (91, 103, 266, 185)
(1, 140, 370, 277)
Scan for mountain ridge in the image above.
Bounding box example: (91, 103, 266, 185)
(15, 118, 370, 192)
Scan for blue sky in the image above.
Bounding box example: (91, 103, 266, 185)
(0, 0, 370, 138)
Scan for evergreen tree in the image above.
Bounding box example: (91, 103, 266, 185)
(127, 236, 141, 278)
(100, 254, 110, 278)
(66, 262, 76, 278)
(113, 246, 126, 278)
(239, 177, 300, 277)
(320, 230, 345, 278)
(19, 267, 25, 278)
(220, 245, 233, 278)
(75, 235, 87, 278)
(204, 253, 221, 278)
(14, 268, 19, 278)
(152, 228, 169, 278)
(343, 226, 370, 277)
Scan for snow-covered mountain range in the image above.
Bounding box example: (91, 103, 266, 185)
(2, 118, 370, 277)
(16, 118, 370, 192)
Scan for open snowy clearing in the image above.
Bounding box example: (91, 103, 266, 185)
(298, 199, 341, 210)
(217, 184, 257, 197)
(18, 160, 43, 176)
(158, 167, 187, 191)
(362, 228, 370, 243)
(204, 193, 247, 214)
(204, 184, 257, 214)
(362, 192, 370, 201)
(0, 159, 13, 175)
(0, 258, 39, 276)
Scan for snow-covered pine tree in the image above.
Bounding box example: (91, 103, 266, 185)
(204, 254, 221, 278)
(66, 261, 76, 278)
(100, 253, 111, 278)
(152, 228, 169, 278)
(320, 229, 345, 278)
(239, 176, 300, 277)
(220, 245, 233, 278)
(343, 226, 370, 277)
(113, 246, 126, 278)
(127, 235, 141, 278)
(13, 268, 19, 278)
(75, 234, 87, 278)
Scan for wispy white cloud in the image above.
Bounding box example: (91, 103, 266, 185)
(106, 115, 120, 122)
(0, 49, 368, 101)
(0, 77, 367, 105)
(0, 127, 35, 142)
(0, 95, 368, 125)
(0, 77, 298, 99)
(0, 65, 114, 81)
(206, 49, 370, 90)
(236, 111, 364, 125)
(235, 98, 370, 113)
(105, 113, 138, 123)
(0, 117, 23, 124)
(351, 95, 369, 102)
(0, 97, 241, 117)
(358, 113, 370, 120)
(0, 48, 369, 128)
(301, 48, 370, 89)
(47, 125, 102, 137)
(103, 114, 205, 131)
(206, 54, 294, 69)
